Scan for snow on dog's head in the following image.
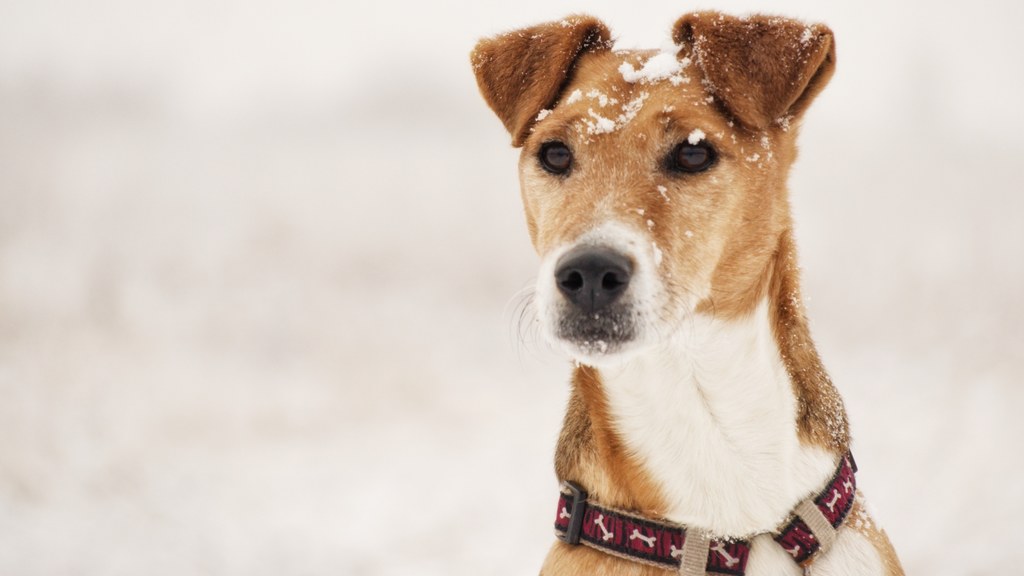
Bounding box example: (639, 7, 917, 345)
(472, 12, 835, 365)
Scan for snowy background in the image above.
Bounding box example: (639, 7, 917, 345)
(1, 0, 1022, 574)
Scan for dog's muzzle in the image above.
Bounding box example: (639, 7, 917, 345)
(552, 245, 636, 353)
(554, 246, 632, 313)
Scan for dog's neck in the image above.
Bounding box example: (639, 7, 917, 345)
(554, 230, 849, 538)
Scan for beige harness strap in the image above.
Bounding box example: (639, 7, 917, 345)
(678, 529, 710, 576)
(794, 499, 838, 554)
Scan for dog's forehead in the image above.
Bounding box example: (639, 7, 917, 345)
(548, 48, 730, 140)
(580, 49, 699, 94)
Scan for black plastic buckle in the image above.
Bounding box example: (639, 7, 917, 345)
(557, 481, 588, 545)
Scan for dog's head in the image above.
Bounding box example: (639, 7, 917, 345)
(472, 13, 835, 366)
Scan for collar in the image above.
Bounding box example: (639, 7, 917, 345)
(553, 454, 857, 575)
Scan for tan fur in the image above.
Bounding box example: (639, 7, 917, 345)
(844, 495, 906, 576)
(768, 230, 851, 451)
(471, 12, 900, 575)
(545, 368, 671, 574)
(515, 50, 796, 324)
(555, 367, 666, 515)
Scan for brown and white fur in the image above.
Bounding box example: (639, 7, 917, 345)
(471, 12, 902, 575)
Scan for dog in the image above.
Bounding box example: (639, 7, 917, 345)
(471, 12, 902, 576)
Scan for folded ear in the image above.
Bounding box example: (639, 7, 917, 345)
(673, 12, 835, 130)
(471, 15, 612, 146)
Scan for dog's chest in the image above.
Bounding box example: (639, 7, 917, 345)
(600, 302, 836, 538)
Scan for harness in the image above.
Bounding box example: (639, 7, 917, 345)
(553, 454, 857, 575)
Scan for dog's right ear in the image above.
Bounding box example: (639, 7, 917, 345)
(673, 12, 836, 131)
(471, 16, 612, 147)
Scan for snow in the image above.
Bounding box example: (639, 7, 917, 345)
(582, 339, 610, 354)
(800, 27, 815, 45)
(619, 51, 690, 85)
(585, 108, 616, 134)
(586, 89, 615, 107)
(574, 92, 647, 135)
(566, 89, 583, 105)
(688, 128, 706, 145)
(1, 2, 1023, 576)
(616, 92, 649, 126)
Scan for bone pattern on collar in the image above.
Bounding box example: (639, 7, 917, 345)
(553, 454, 857, 574)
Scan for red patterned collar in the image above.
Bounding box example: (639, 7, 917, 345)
(553, 454, 857, 575)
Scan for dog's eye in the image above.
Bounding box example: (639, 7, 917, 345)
(539, 141, 573, 175)
(668, 141, 716, 173)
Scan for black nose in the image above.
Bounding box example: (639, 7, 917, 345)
(555, 247, 633, 313)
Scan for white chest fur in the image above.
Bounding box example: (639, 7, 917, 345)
(600, 300, 836, 538)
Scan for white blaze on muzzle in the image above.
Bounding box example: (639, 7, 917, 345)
(534, 222, 665, 366)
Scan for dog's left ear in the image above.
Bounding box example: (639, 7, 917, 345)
(471, 16, 612, 147)
(673, 12, 835, 130)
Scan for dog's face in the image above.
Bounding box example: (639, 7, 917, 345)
(473, 13, 835, 365)
(519, 50, 794, 365)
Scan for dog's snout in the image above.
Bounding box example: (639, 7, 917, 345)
(555, 247, 633, 313)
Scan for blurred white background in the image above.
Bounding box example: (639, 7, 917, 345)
(1, 0, 1022, 574)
